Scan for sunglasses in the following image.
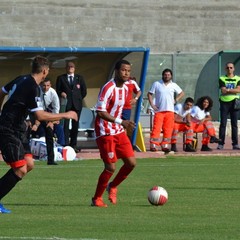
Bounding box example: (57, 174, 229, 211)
(226, 67, 233, 69)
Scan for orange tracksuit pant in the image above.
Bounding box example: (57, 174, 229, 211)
(150, 111, 174, 147)
(171, 123, 194, 144)
(192, 121, 216, 145)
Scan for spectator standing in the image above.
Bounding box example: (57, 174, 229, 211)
(91, 60, 136, 207)
(191, 96, 220, 151)
(171, 97, 196, 152)
(147, 68, 184, 152)
(56, 61, 87, 153)
(218, 62, 240, 150)
(0, 56, 77, 213)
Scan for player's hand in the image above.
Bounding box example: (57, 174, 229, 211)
(122, 120, 136, 134)
(46, 122, 54, 129)
(31, 124, 38, 132)
(130, 98, 137, 105)
(66, 111, 78, 121)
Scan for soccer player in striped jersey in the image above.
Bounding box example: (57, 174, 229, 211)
(122, 76, 141, 121)
(91, 60, 137, 207)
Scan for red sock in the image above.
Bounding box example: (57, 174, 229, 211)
(111, 164, 134, 188)
(93, 169, 113, 199)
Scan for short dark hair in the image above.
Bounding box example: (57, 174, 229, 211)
(185, 97, 194, 104)
(226, 62, 234, 66)
(43, 78, 51, 83)
(115, 59, 131, 70)
(31, 56, 49, 74)
(162, 68, 173, 77)
(66, 61, 75, 67)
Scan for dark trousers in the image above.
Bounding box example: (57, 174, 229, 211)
(45, 125, 54, 163)
(219, 100, 239, 146)
(32, 122, 54, 163)
(64, 110, 81, 147)
(33, 123, 65, 145)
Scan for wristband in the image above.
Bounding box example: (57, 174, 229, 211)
(114, 118, 123, 125)
(135, 97, 138, 100)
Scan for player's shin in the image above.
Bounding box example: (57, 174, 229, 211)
(0, 168, 22, 200)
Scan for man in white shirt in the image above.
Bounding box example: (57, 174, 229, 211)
(148, 68, 184, 153)
(190, 96, 220, 151)
(171, 97, 196, 152)
(31, 79, 65, 165)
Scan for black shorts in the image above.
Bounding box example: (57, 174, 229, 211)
(14, 130, 31, 154)
(0, 126, 25, 164)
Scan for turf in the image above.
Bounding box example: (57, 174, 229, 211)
(0, 156, 240, 240)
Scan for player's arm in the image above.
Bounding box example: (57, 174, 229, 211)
(31, 119, 41, 132)
(135, 89, 142, 99)
(130, 90, 142, 105)
(34, 109, 78, 122)
(97, 110, 136, 133)
(96, 110, 116, 123)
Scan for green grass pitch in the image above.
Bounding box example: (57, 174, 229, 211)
(0, 156, 240, 240)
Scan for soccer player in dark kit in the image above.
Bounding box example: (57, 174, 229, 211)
(0, 56, 77, 213)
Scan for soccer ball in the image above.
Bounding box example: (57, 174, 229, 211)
(148, 186, 168, 206)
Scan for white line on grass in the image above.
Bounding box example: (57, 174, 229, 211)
(139, 162, 240, 167)
(38, 161, 240, 168)
(1, 160, 240, 171)
(0, 237, 99, 240)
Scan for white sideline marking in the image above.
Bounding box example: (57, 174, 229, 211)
(0, 237, 99, 240)
(139, 162, 240, 167)
(1, 161, 240, 171)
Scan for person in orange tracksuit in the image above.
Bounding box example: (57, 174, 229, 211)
(148, 68, 184, 153)
(171, 97, 196, 152)
(190, 96, 221, 151)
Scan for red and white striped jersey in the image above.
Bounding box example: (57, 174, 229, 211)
(95, 78, 128, 138)
(123, 78, 141, 109)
